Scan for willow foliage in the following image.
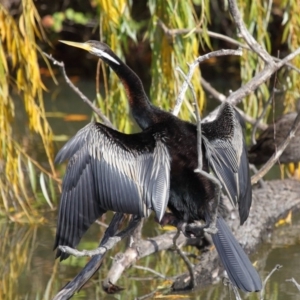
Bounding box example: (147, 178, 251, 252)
(0, 0, 58, 223)
(238, 0, 300, 117)
(1, 1, 300, 222)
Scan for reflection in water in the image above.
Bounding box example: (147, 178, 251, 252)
(0, 212, 300, 299)
(0, 221, 59, 300)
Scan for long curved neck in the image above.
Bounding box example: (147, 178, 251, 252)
(103, 49, 159, 130)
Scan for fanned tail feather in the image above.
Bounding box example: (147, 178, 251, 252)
(212, 217, 262, 292)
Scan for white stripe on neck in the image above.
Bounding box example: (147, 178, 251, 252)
(93, 49, 120, 65)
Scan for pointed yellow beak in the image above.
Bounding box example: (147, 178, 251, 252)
(59, 40, 92, 52)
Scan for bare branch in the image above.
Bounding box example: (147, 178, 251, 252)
(173, 49, 242, 116)
(173, 229, 195, 289)
(102, 230, 203, 291)
(58, 216, 141, 258)
(251, 110, 300, 184)
(228, 0, 274, 65)
(53, 213, 126, 300)
(226, 47, 300, 106)
(43, 52, 114, 129)
(286, 277, 300, 292)
(158, 19, 246, 50)
(133, 265, 168, 280)
(158, 19, 300, 75)
(200, 78, 268, 130)
(260, 265, 282, 300)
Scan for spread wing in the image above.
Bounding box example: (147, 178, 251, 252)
(202, 103, 252, 224)
(54, 122, 170, 260)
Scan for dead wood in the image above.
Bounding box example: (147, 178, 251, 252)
(103, 179, 300, 292)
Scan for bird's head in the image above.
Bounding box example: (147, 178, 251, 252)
(59, 40, 120, 65)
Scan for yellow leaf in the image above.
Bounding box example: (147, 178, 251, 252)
(63, 114, 89, 121)
(161, 225, 176, 231)
(275, 210, 292, 227)
(155, 294, 189, 299)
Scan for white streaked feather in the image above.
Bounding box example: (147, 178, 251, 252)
(77, 123, 171, 218)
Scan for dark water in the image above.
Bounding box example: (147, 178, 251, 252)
(1, 212, 300, 300)
(2, 77, 300, 300)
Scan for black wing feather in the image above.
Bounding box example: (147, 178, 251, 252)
(202, 103, 252, 223)
(212, 217, 262, 292)
(54, 123, 170, 260)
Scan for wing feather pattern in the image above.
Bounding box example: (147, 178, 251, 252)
(202, 103, 252, 224)
(54, 123, 170, 260)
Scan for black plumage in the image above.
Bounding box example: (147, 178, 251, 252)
(55, 40, 261, 292)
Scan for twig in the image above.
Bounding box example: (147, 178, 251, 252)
(95, 219, 109, 228)
(228, 0, 274, 65)
(260, 264, 282, 300)
(177, 66, 221, 234)
(231, 284, 242, 300)
(226, 47, 300, 106)
(158, 19, 246, 50)
(286, 277, 300, 291)
(251, 110, 300, 184)
(158, 19, 300, 75)
(200, 77, 268, 130)
(133, 265, 167, 279)
(176, 63, 222, 234)
(176, 67, 203, 168)
(173, 49, 242, 116)
(58, 215, 141, 258)
(43, 52, 114, 129)
(173, 229, 195, 289)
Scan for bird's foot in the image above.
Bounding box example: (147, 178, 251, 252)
(186, 220, 218, 236)
(204, 223, 218, 235)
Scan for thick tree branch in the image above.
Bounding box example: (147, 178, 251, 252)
(226, 47, 300, 106)
(102, 230, 204, 291)
(172, 179, 300, 291)
(100, 180, 300, 294)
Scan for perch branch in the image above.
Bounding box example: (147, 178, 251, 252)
(102, 230, 204, 291)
